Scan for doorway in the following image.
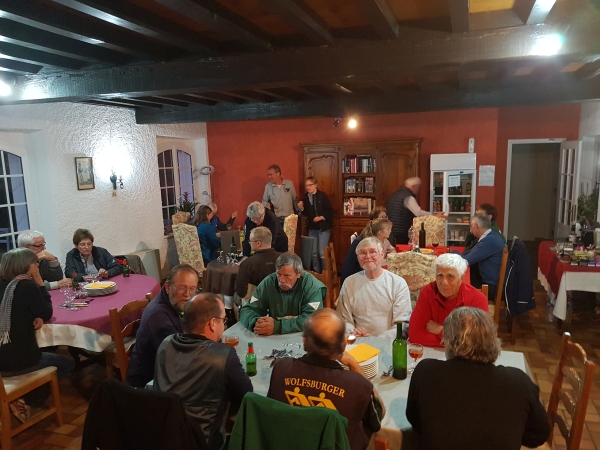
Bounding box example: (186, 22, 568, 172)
(506, 141, 561, 241)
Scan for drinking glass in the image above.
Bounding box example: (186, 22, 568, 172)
(224, 334, 239, 348)
(346, 332, 357, 345)
(408, 343, 424, 374)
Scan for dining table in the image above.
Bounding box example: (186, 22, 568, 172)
(205, 260, 240, 297)
(221, 322, 532, 450)
(36, 274, 161, 352)
(537, 240, 600, 321)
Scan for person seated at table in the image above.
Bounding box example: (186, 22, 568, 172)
(127, 264, 199, 388)
(208, 202, 237, 232)
(239, 253, 325, 335)
(340, 218, 394, 286)
(64, 228, 121, 281)
(337, 237, 411, 337)
(192, 205, 221, 265)
(406, 306, 550, 450)
(234, 226, 281, 299)
(242, 201, 288, 257)
(464, 203, 506, 251)
(154, 293, 252, 450)
(18, 230, 71, 290)
(267, 308, 385, 450)
(369, 206, 396, 246)
(459, 213, 505, 300)
(408, 253, 488, 347)
(0, 248, 74, 423)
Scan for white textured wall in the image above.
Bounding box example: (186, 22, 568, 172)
(580, 101, 600, 137)
(0, 102, 207, 276)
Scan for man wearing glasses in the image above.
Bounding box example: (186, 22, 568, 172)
(337, 237, 412, 337)
(154, 293, 252, 450)
(127, 264, 199, 388)
(17, 231, 71, 290)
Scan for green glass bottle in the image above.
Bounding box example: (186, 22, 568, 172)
(230, 237, 238, 255)
(246, 342, 257, 376)
(122, 259, 131, 278)
(392, 322, 407, 380)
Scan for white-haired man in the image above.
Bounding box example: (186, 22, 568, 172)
(337, 237, 412, 337)
(242, 201, 288, 257)
(408, 253, 488, 347)
(18, 231, 71, 289)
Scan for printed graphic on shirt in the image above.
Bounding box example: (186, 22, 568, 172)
(285, 387, 338, 410)
(250, 296, 259, 303)
(308, 302, 320, 310)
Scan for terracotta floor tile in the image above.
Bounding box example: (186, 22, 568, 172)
(43, 433, 80, 447)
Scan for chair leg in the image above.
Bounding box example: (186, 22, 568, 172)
(50, 373, 64, 427)
(105, 353, 115, 379)
(1, 399, 12, 450)
(510, 316, 517, 345)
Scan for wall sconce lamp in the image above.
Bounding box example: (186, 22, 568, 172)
(110, 171, 124, 196)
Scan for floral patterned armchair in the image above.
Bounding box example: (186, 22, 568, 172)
(283, 214, 298, 253)
(386, 252, 436, 303)
(172, 223, 205, 273)
(412, 215, 447, 247)
(171, 211, 191, 225)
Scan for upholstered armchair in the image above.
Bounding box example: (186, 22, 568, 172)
(386, 252, 436, 304)
(172, 223, 205, 273)
(412, 215, 446, 247)
(171, 211, 191, 225)
(283, 214, 298, 253)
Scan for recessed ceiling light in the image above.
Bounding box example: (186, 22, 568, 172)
(348, 118, 357, 129)
(531, 33, 564, 56)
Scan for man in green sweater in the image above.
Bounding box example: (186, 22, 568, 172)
(239, 253, 326, 335)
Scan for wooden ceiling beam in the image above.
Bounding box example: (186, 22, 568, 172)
(354, 0, 399, 39)
(448, 0, 470, 33)
(164, 94, 217, 106)
(0, 57, 43, 74)
(96, 98, 163, 108)
(225, 90, 277, 103)
(136, 96, 189, 108)
(135, 76, 600, 124)
(513, 0, 557, 25)
(154, 0, 272, 51)
(0, 41, 84, 70)
(187, 92, 245, 104)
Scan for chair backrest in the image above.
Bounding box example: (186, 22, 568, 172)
(283, 214, 298, 253)
(109, 295, 151, 383)
(412, 215, 447, 247)
(547, 332, 596, 450)
(307, 270, 331, 308)
(492, 246, 509, 325)
(323, 243, 340, 302)
(300, 236, 316, 270)
(171, 211, 191, 225)
(220, 230, 241, 252)
(386, 252, 436, 292)
(479, 284, 488, 299)
(172, 223, 205, 272)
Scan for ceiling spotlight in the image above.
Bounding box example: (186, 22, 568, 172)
(333, 117, 341, 127)
(531, 33, 564, 56)
(0, 80, 11, 97)
(348, 118, 357, 129)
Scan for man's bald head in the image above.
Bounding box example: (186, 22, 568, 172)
(303, 309, 346, 359)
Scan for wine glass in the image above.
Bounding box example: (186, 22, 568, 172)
(432, 241, 440, 254)
(346, 332, 357, 345)
(408, 343, 424, 374)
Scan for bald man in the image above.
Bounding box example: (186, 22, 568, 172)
(267, 309, 385, 450)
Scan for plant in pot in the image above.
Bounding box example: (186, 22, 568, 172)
(173, 192, 198, 225)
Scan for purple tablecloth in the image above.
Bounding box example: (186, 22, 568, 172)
(36, 274, 160, 351)
(205, 260, 240, 297)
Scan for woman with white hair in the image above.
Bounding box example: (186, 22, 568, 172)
(408, 253, 489, 347)
(208, 202, 237, 231)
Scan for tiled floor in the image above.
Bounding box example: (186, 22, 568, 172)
(6, 282, 600, 450)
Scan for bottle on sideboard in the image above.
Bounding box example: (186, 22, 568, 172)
(392, 322, 407, 380)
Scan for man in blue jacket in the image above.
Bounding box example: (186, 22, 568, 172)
(460, 214, 505, 300)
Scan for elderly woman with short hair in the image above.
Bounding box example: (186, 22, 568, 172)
(64, 228, 122, 281)
(0, 248, 74, 423)
(407, 306, 551, 450)
(242, 201, 288, 257)
(408, 253, 489, 347)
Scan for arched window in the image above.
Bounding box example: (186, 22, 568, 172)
(158, 148, 195, 230)
(0, 151, 30, 252)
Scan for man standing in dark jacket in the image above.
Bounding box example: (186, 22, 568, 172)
(127, 264, 199, 387)
(154, 293, 253, 450)
(242, 201, 288, 256)
(18, 230, 71, 290)
(297, 176, 333, 273)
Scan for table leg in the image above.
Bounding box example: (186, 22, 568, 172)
(68, 346, 105, 371)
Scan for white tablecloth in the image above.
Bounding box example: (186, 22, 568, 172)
(223, 322, 532, 449)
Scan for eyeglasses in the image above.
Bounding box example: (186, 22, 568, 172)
(29, 242, 46, 249)
(378, 215, 388, 219)
(172, 285, 200, 296)
(248, 239, 260, 243)
(214, 316, 228, 325)
(357, 249, 380, 257)
(78, 242, 93, 247)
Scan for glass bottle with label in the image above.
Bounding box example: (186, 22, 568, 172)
(246, 342, 257, 376)
(392, 322, 407, 380)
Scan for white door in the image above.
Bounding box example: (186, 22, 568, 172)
(555, 140, 582, 239)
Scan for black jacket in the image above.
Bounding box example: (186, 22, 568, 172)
(234, 248, 281, 298)
(242, 210, 288, 256)
(301, 189, 333, 232)
(386, 186, 415, 239)
(64, 246, 122, 281)
(39, 258, 64, 282)
(504, 238, 536, 316)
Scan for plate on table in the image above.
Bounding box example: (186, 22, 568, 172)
(84, 281, 117, 296)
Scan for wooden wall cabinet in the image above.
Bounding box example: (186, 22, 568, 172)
(302, 139, 421, 271)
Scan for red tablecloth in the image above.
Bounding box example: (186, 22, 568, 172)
(395, 244, 465, 255)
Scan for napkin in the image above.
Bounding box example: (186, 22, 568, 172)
(347, 343, 381, 363)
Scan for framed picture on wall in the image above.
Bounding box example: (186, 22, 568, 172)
(75, 157, 95, 190)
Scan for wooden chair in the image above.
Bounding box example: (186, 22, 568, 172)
(545, 332, 596, 450)
(105, 293, 152, 382)
(489, 246, 518, 344)
(479, 284, 488, 299)
(307, 270, 331, 308)
(374, 436, 389, 450)
(323, 243, 340, 306)
(1, 368, 63, 450)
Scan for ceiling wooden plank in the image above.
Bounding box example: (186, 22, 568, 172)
(4, 20, 599, 103)
(224, 90, 275, 103)
(0, 17, 130, 64)
(259, 0, 333, 45)
(81, 100, 135, 109)
(93, 98, 163, 108)
(0, 57, 43, 74)
(136, 96, 189, 108)
(448, 0, 469, 33)
(164, 94, 217, 106)
(153, 0, 273, 51)
(354, 0, 399, 39)
(513, 0, 557, 25)
(134, 76, 600, 124)
(53, 0, 218, 55)
(0, 41, 84, 70)
(187, 92, 245, 104)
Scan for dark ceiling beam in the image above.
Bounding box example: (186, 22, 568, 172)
(53, 0, 217, 55)
(187, 92, 244, 104)
(353, 0, 399, 39)
(513, 0, 557, 25)
(81, 100, 134, 109)
(163, 94, 217, 106)
(0, 41, 84, 70)
(136, 96, 189, 108)
(5, 21, 599, 103)
(254, 88, 296, 101)
(0, 17, 130, 64)
(224, 90, 276, 103)
(0, 57, 43, 74)
(93, 98, 162, 108)
(135, 76, 600, 124)
(153, 0, 272, 51)
(447, 0, 470, 33)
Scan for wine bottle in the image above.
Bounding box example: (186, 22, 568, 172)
(246, 342, 257, 376)
(419, 222, 426, 248)
(230, 237, 238, 255)
(392, 323, 407, 380)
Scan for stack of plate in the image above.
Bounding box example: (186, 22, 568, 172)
(84, 281, 117, 296)
(347, 343, 381, 379)
(359, 355, 379, 379)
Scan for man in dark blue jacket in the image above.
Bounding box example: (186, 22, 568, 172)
(460, 214, 505, 300)
(127, 264, 199, 387)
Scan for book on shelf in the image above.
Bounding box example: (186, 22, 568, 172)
(364, 177, 374, 193)
(344, 197, 372, 215)
(345, 178, 356, 193)
(343, 155, 375, 174)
